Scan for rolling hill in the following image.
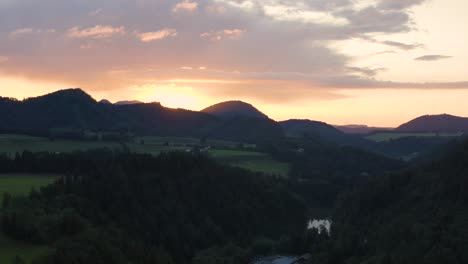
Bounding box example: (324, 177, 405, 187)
(279, 119, 372, 146)
(396, 114, 468, 133)
(201, 100, 268, 119)
(0, 89, 283, 141)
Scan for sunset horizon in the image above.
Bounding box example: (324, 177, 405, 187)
(1, 0, 468, 126)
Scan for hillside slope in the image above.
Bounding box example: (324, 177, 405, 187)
(397, 114, 468, 132)
(316, 139, 468, 263)
(0, 89, 282, 141)
(202, 101, 268, 119)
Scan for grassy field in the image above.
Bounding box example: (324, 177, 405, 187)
(0, 174, 59, 203)
(209, 150, 290, 177)
(0, 134, 122, 154)
(0, 134, 248, 155)
(366, 132, 464, 142)
(0, 173, 59, 264)
(0, 134, 287, 177)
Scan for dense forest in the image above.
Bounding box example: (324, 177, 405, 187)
(256, 138, 405, 214)
(1, 150, 308, 263)
(308, 138, 468, 264)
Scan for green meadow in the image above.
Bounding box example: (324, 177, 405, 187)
(209, 149, 290, 177)
(0, 134, 288, 177)
(0, 173, 59, 264)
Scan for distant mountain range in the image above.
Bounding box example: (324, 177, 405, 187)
(335, 125, 393, 134)
(1, 89, 468, 142)
(0, 89, 281, 141)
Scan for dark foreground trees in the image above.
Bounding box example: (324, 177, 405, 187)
(1, 150, 307, 263)
(309, 139, 468, 264)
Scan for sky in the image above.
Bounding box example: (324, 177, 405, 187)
(0, 0, 467, 127)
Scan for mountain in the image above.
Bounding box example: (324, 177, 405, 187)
(279, 119, 373, 146)
(335, 124, 392, 134)
(396, 114, 468, 133)
(115, 100, 143, 105)
(98, 99, 112, 104)
(0, 89, 283, 141)
(280, 119, 344, 139)
(0, 88, 117, 132)
(201, 100, 283, 140)
(201, 100, 268, 119)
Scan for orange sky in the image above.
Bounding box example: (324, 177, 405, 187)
(1, 0, 468, 127)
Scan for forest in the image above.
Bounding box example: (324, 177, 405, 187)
(1, 150, 308, 263)
(307, 138, 468, 264)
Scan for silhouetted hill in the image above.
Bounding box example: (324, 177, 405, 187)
(279, 119, 373, 147)
(98, 99, 112, 104)
(396, 114, 468, 132)
(0, 89, 283, 141)
(280, 119, 344, 140)
(0, 88, 117, 131)
(202, 101, 268, 119)
(335, 124, 392, 134)
(207, 116, 284, 141)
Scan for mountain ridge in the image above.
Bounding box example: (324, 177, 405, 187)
(201, 100, 269, 119)
(396, 114, 468, 132)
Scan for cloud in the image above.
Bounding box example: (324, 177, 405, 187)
(378, 0, 427, 10)
(88, 9, 102, 17)
(173, 0, 198, 13)
(262, 4, 349, 26)
(200, 29, 245, 41)
(380, 40, 424, 50)
(348, 66, 388, 77)
(67, 25, 126, 39)
(0, 0, 464, 105)
(9, 28, 34, 37)
(206, 5, 226, 14)
(0, 56, 8, 63)
(137, 29, 178, 42)
(414, 55, 452, 61)
(374, 50, 397, 55)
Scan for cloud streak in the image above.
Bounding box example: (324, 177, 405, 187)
(173, 0, 198, 13)
(137, 29, 178, 42)
(414, 55, 452, 61)
(67, 25, 126, 39)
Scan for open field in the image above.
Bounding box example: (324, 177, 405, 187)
(0, 134, 122, 154)
(0, 173, 59, 264)
(366, 132, 464, 142)
(0, 134, 286, 176)
(0, 174, 59, 203)
(0, 134, 250, 155)
(210, 150, 290, 177)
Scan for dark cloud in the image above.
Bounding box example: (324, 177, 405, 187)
(378, 0, 427, 10)
(414, 55, 452, 61)
(381, 40, 424, 50)
(347, 67, 388, 77)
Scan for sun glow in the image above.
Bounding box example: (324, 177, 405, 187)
(130, 83, 204, 109)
